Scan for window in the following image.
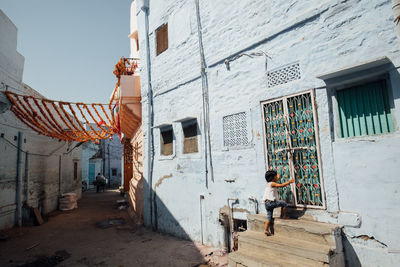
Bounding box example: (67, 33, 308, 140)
(156, 23, 168, 56)
(223, 112, 248, 147)
(160, 126, 173, 156)
(337, 80, 394, 138)
(73, 162, 78, 180)
(182, 119, 198, 154)
(112, 168, 117, 176)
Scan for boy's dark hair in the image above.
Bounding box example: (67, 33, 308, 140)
(265, 170, 277, 182)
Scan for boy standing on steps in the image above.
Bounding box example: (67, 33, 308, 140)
(263, 170, 294, 236)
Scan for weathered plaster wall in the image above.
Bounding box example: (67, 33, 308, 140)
(136, 0, 400, 265)
(129, 124, 143, 221)
(0, 10, 82, 229)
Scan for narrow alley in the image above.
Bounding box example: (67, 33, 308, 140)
(0, 190, 227, 267)
(2, 1, 400, 266)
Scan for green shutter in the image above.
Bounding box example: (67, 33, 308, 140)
(337, 80, 394, 138)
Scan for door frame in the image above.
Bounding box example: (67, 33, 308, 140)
(260, 89, 326, 209)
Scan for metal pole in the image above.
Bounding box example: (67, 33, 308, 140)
(108, 144, 111, 187)
(16, 132, 23, 227)
(24, 151, 29, 206)
(143, 3, 155, 230)
(58, 155, 62, 196)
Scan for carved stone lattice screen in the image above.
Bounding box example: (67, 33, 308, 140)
(262, 92, 324, 207)
(267, 63, 301, 88)
(223, 112, 248, 147)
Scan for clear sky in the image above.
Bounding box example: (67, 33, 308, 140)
(1, 0, 132, 104)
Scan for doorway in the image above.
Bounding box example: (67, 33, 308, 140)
(261, 90, 325, 208)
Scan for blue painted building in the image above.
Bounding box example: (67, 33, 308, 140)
(134, 0, 400, 265)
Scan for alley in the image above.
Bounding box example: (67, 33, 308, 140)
(0, 190, 227, 267)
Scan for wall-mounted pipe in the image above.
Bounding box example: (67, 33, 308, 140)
(248, 195, 259, 214)
(58, 155, 62, 196)
(141, 2, 155, 230)
(200, 194, 205, 244)
(194, 0, 214, 188)
(24, 151, 29, 206)
(227, 198, 239, 252)
(15, 132, 23, 227)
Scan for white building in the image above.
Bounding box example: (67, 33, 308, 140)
(133, 1, 400, 266)
(0, 10, 82, 229)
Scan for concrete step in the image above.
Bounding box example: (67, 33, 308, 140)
(228, 248, 327, 267)
(238, 231, 335, 264)
(247, 214, 342, 248)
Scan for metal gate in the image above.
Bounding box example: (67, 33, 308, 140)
(261, 90, 325, 208)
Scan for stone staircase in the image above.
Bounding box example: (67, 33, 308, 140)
(228, 213, 345, 267)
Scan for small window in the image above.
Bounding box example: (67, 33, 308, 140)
(74, 162, 78, 180)
(223, 112, 248, 147)
(337, 80, 394, 138)
(160, 126, 173, 156)
(112, 168, 117, 176)
(156, 23, 168, 56)
(182, 119, 198, 154)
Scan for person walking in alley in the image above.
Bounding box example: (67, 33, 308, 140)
(263, 170, 294, 236)
(95, 173, 106, 193)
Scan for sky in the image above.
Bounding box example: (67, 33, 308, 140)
(1, 0, 132, 104)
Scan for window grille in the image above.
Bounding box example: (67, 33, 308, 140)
(223, 112, 248, 147)
(267, 63, 301, 88)
(337, 80, 394, 138)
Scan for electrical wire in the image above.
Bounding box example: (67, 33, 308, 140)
(0, 135, 66, 157)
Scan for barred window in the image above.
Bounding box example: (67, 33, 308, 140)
(223, 112, 248, 147)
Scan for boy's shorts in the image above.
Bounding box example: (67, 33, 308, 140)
(264, 200, 287, 221)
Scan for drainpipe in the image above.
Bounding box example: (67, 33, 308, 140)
(108, 144, 111, 187)
(393, 0, 400, 47)
(227, 198, 238, 252)
(200, 195, 205, 244)
(16, 132, 23, 227)
(24, 151, 29, 206)
(194, 0, 214, 188)
(141, 0, 155, 230)
(58, 155, 62, 196)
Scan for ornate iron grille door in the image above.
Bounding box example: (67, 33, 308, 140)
(262, 91, 325, 208)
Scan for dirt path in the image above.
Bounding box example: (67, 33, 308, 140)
(0, 190, 227, 267)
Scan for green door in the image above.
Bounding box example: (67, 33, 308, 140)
(262, 91, 325, 208)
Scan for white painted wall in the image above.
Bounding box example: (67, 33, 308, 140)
(0, 10, 82, 229)
(135, 1, 400, 265)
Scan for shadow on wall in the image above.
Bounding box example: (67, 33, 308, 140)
(142, 177, 192, 241)
(342, 235, 362, 267)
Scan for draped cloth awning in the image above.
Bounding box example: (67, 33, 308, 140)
(5, 91, 118, 142)
(4, 57, 140, 143)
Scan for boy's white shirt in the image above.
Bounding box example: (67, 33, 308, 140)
(263, 182, 278, 201)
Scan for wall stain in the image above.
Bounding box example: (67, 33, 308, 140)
(155, 173, 173, 189)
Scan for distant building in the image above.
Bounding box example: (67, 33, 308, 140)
(0, 10, 82, 229)
(81, 124, 123, 189)
(134, 0, 400, 266)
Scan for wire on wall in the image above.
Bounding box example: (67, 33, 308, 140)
(224, 51, 271, 71)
